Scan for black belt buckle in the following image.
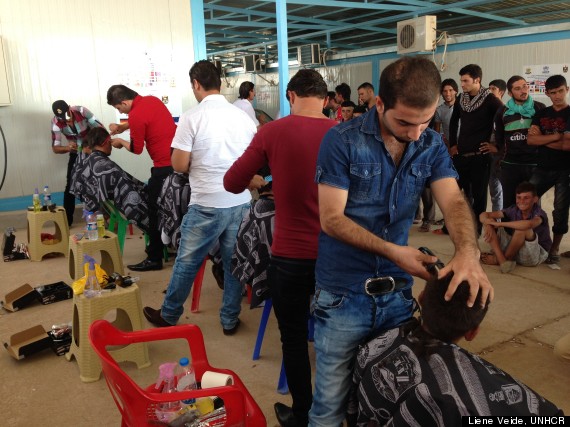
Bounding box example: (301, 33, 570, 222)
(364, 276, 395, 296)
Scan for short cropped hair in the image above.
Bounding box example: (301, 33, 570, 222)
(189, 60, 221, 91)
(238, 81, 254, 99)
(489, 79, 506, 93)
(335, 82, 351, 101)
(507, 75, 526, 92)
(459, 64, 483, 81)
(357, 82, 374, 92)
(421, 273, 490, 342)
(341, 100, 356, 108)
(379, 56, 441, 111)
(287, 69, 327, 99)
(545, 75, 567, 92)
(107, 85, 139, 106)
(327, 91, 336, 100)
(87, 127, 111, 149)
(515, 181, 537, 197)
(441, 78, 458, 93)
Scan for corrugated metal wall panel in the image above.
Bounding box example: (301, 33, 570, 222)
(0, 0, 193, 199)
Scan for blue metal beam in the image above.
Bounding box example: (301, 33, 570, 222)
(190, 0, 207, 61)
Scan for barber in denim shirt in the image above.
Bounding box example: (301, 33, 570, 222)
(309, 57, 494, 427)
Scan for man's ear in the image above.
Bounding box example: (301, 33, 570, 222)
(464, 327, 480, 342)
(375, 96, 385, 114)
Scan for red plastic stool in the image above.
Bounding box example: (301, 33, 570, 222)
(190, 257, 209, 313)
(89, 320, 266, 427)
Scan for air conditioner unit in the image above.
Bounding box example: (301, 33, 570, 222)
(297, 44, 321, 66)
(243, 54, 262, 72)
(397, 16, 436, 54)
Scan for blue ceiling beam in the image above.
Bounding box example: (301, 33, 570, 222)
(190, 0, 207, 61)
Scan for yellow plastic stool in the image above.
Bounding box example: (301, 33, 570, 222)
(66, 284, 150, 382)
(27, 208, 70, 261)
(68, 230, 124, 281)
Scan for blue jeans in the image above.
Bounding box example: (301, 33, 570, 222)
(161, 203, 248, 328)
(488, 154, 503, 212)
(308, 287, 414, 427)
(530, 168, 570, 236)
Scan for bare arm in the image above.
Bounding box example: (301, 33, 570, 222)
(171, 148, 192, 174)
(52, 143, 77, 154)
(109, 122, 130, 135)
(493, 217, 542, 231)
(527, 125, 562, 146)
(479, 210, 504, 225)
(111, 138, 131, 151)
(318, 183, 437, 281)
(431, 177, 494, 307)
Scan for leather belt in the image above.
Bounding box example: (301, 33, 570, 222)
(364, 276, 408, 296)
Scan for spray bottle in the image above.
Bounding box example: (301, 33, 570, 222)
(155, 362, 181, 423)
(83, 255, 101, 298)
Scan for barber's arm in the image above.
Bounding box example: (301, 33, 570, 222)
(431, 177, 494, 307)
(318, 184, 437, 281)
(171, 148, 192, 174)
(111, 138, 131, 151)
(109, 122, 130, 135)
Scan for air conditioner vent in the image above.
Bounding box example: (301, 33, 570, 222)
(397, 16, 436, 54)
(297, 44, 321, 66)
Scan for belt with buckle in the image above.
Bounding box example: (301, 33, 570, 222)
(364, 276, 408, 296)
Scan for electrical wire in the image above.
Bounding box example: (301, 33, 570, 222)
(0, 122, 7, 192)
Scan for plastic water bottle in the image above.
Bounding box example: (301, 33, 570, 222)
(32, 188, 41, 212)
(42, 185, 52, 208)
(155, 362, 181, 423)
(176, 357, 197, 405)
(83, 255, 102, 298)
(84, 210, 98, 241)
(96, 214, 105, 238)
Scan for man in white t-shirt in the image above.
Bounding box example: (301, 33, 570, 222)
(233, 81, 260, 127)
(144, 60, 256, 335)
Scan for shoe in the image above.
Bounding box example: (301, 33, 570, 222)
(545, 253, 561, 264)
(419, 220, 430, 232)
(413, 218, 422, 224)
(274, 402, 299, 427)
(222, 319, 241, 336)
(128, 258, 163, 271)
(500, 260, 516, 274)
(143, 307, 173, 327)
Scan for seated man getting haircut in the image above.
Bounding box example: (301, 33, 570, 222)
(352, 273, 563, 425)
(73, 127, 150, 232)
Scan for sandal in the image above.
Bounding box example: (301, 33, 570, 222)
(560, 251, 570, 258)
(419, 221, 430, 232)
(545, 254, 561, 264)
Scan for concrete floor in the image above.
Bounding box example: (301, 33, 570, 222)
(1, 194, 569, 426)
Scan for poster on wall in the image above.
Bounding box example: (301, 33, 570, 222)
(523, 64, 570, 100)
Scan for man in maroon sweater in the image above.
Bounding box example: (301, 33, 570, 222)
(224, 69, 336, 427)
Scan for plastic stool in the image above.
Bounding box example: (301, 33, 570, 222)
(68, 230, 124, 280)
(66, 284, 150, 382)
(190, 257, 209, 313)
(103, 201, 133, 254)
(27, 208, 69, 261)
(143, 233, 170, 262)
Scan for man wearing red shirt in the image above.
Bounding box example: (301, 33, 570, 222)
(107, 85, 177, 271)
(224, 69, 336, 427)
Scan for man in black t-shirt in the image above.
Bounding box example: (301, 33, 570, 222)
(528, 74, 570, 264)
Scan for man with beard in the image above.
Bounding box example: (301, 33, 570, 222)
(449, 64, 503, 234)
(494, 76, 545, 209)
(310, 56, 493, 426)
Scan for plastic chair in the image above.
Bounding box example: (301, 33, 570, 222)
(189, 257, 210, 313)
(103, 201, 133, 255)
(89, 320, 266, 427)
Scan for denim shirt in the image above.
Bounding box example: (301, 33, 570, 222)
(315, 108, 458, 294)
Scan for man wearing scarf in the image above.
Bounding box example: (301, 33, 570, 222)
(494, 76, 546, 209)
(449, 64, 503, 234)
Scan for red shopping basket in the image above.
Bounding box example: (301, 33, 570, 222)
(89, 320, 266, 427)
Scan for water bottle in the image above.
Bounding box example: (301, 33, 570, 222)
(32, 188, 41, 212)
(176, 357, 197, 405)
(84, 210, 98, 241)
(42, 185, 52, 208)
(96, 214, 105, 238)
(83, 255, 102, 298)
(155, 362, 181, 423)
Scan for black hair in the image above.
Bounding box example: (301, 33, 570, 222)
(107, 85, 139, 106)
(379, 56, 441, 111)
(238, 81, 254, 99)
(189, 60, 221, 91)
(335, 82, 351, 101)
(86, 127, 111, 149)
(357, 82, 374, 92)
(326, 91, 336, 100)
(506, 75, 526, 93)
(515, 181, 537, 196)
(341, 100, 356, 108)
(287, 69, 327, 99)
(489, 79, 507, 93)
(421, 272, 490, 343)
(459, 64, 483, 81)
(441, 78, 458, 93)
(545, 74, 567, 92)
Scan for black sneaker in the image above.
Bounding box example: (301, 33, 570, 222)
(127, 258, 163, 271)
(222, 319, 241, 336)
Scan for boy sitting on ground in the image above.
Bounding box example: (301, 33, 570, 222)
(479, 181, 551, 273)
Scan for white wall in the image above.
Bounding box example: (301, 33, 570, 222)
(0, 0, 194, 199)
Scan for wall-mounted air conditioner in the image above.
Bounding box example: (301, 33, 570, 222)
(397, 16, 437, 54)
(243, 54, 262, 72)
(297, 44, 320, 66)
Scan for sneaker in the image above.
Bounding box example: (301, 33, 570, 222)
(222, 319, 241, 336)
